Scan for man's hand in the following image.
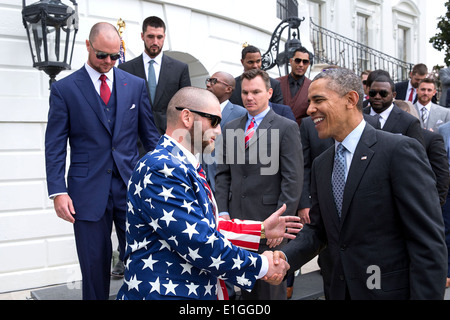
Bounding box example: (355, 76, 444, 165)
(261, 251, 290, 285)
(297, 208, 311, 225)
(54, 194, 76, 223)
(264, 204, 303, 248)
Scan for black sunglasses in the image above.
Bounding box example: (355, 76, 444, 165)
(205, 78, 231, 87)
(369, 90, 390, 98)
(293, 58, 310, 65)
(175, 107, 222, 128)
(89, 41, 121, 61)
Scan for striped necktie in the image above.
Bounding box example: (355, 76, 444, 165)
(245, 118, 256, 149)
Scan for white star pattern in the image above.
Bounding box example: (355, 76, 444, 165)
(149, 217, 161, 231)
(204, 281, 214, 296)
(160, 209, 177, 227)
(143, 172, 153, 188)
(126, 274, 142, 292)
(159, 163, 175, 178)
(180, 262, 193, 275)
(142, 254, 158, 271)
(162, 280, 178, 295)
(182, 222, 199, 239)
(209, 254, 225, 270)
(149, 277, 161, 294)
(134, 181, 143, 198)
(205, 233, 218, 248)
(136, 160, 146, 173)
(186, 282, 199, 296)
(158, 185, 175, 202)
(181, 200, 194, 214)
(188, 247, 202, 261)
(160, 138, 173, 148)
(232, 255, 244, 270)
(236, 273, 251, 287)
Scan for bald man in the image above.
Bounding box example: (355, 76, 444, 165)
(117, 87, 297, 300)
(45, 22, 159, 300)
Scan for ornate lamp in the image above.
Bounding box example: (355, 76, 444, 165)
(22, 0, 79, 87)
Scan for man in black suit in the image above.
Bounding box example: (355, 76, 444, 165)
(395, 63, 431, 104)
(229, 45, 284, 106)
(216, 69, 303, 300)
(364, 74, 425, 147)
(118, 16, 191, 136)
(272, 68, 447, 300)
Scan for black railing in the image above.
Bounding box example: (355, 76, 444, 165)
(310, 19, 413, 82)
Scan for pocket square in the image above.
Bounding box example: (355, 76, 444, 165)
(130, 104, 136, 110)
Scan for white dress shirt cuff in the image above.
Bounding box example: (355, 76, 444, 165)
(256, 254, 269, 279)
(49, 192, 68, 200)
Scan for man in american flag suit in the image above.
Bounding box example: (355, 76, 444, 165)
(117, 87, 296, 300)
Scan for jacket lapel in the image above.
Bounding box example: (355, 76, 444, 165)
(154, 55, 171, 106)
(340, 125, 377, 223)
(112, 68, 127, 140)
(74, 67, 111, 135)
(247, 108, 274, 150)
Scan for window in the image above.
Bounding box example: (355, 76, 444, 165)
(357, 14, 369, 71)
(308, 1, 323, 26)
(277, 0, 299, 20)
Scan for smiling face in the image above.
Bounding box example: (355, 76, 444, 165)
(307, 78, 362, 142)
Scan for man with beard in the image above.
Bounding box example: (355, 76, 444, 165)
(119, 16, 191, 136)
(363, 73, 424, 147)
(277, 47, 312, 127)
(117, 87, 300, 300)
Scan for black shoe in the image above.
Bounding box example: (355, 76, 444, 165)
(111, 260, 124, 278)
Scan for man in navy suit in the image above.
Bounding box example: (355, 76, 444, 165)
(395, 63, 429, 104)
(119, 16, 191, 136)
(45, 22, 159, 300)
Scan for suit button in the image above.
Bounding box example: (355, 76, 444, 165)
(107, 169, 112, 174)
(112, 147, 116, 151)
(340, 245, 347, 251)
(339, 275, 345, 281)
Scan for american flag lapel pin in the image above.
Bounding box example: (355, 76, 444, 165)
(361, 156, 368, 161)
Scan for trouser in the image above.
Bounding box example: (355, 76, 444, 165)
(73, 175, 127, 300)
(442, 190, 450, 278)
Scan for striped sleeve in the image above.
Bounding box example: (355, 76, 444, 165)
(217, 218, 261, 251)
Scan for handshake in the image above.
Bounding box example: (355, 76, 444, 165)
(261, 250, 289, 285)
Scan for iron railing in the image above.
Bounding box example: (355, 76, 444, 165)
(310, 19, 413, 82)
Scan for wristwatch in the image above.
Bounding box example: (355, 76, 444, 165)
(260, 222, 266, 239)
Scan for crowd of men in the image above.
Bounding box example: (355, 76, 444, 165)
(44, 16, 450, 300)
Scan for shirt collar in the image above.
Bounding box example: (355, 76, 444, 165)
(417, 101, 432, 111)
(84, 62, 114, 83)
(369, 104, 394, 121)
(163, 134, 200, 169)
(336, 119, 366, 155)
(143, 51, 163, 66)
(247, 106, 270, 126)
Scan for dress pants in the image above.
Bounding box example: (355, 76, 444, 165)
(73, 172, 127, 300)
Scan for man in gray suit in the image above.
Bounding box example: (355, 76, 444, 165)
(215, 69, 303, 300)
(118, 16, 191, 136)
(203, 71, 247, 193)
(415, 78, 450, 132)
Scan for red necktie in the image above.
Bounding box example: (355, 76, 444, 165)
(408, 88, 414, 102)
(197, 165, 215, 214)
(245, 118, 255, 149)
(100, 74, 111, 105)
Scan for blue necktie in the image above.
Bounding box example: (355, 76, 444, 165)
(332, 143, 347, 217)
(148, 60, 157, 104)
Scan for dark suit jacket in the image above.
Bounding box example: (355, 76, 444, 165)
(283, 123, 447, 300)
(395, 80, 437, 104)
(270, 102, 296, 122)
(118, 53, 191, 135)
(422, 129, 450, 206)
(229, 76, 284, 106)
(45, 66, 159, 221)
(215, 108, 303, 222)
(363, 104, 425, 147)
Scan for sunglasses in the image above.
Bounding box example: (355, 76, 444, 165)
(89, 41, 121, 61)
(293, 58, 310, 65)
(369, 90, 390, 98)
(205, 78, 231, 87)
(175, 107, 222, 128)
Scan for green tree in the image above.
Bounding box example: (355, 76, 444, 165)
(430, 1, 450, 66)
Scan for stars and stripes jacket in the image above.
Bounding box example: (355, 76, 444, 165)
(117, 135, 265, 300)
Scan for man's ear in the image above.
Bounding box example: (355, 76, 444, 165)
(346, 91, 360, 109)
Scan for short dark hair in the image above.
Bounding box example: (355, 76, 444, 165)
(419, 77, 436, 88)
(242, 45, 261, 60)
(142, 16, 166, 33)
(411, 63, 428, 76)
(241, 69, 271, 91)
(366, 69, 392, 90)
(293, 47, 311, 60)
